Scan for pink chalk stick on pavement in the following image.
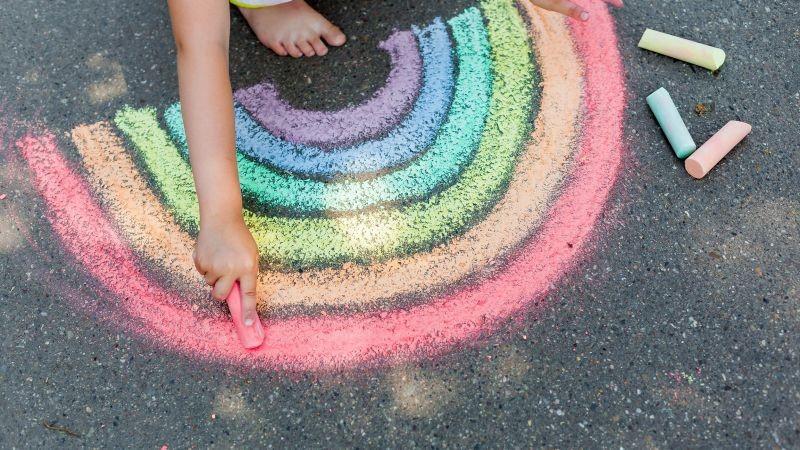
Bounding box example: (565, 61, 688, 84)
(685, 121, 752, 179)
(226, 282, 265, 349)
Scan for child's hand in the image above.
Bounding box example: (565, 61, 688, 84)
(526, 0, 622, 21)
(194, 215, 260, 325)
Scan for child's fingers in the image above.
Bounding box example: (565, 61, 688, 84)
(204, 272, 221, 287)
(192, 248, 204, 274)
(528, 0, 588, 21)
(238, 273, 259, 327)
(211, 276, 235, 301)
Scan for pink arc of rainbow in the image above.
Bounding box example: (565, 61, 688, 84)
(16, 0, 624, 371)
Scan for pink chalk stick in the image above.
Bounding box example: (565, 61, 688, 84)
(685, 121, 752, 179)
(226, 283, 265, 349)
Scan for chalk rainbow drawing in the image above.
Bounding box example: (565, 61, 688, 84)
(15, 0, 625, 371)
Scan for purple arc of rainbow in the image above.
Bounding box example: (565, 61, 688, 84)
(236, 30, 422, 148)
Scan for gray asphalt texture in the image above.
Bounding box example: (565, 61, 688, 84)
(1, 0, 799, 448)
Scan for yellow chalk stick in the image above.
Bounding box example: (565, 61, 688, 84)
(638, 29, 726, 71)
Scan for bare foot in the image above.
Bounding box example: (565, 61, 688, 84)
(239, 0, 346, 58)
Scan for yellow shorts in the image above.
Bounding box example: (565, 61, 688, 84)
(230, 0, 291, 8)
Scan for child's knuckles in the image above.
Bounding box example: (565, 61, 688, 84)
(240, 258, 257, 272)
(211, 260, 235, 274)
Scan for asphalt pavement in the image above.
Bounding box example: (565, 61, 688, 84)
(0, 0, 798, 447)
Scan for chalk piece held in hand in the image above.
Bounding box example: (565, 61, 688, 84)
(685, 121, 751, 179)
(226, 282, 265, 349)
(647, 87, 696, 159)
(638, 29, 726, 71)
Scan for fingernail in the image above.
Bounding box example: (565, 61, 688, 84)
(580, 11, 590, 21)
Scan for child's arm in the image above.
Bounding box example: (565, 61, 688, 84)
(168, 0, 260, 326)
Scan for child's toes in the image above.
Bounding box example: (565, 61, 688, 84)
(310, 38, 328, 56)
(269, 41, 289, 57)
(284, 42, 303, 58)
(298, 40, 316, 57)
(322, 25, 346, 47)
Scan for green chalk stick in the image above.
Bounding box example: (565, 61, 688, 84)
(646, 87, 696, 159)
